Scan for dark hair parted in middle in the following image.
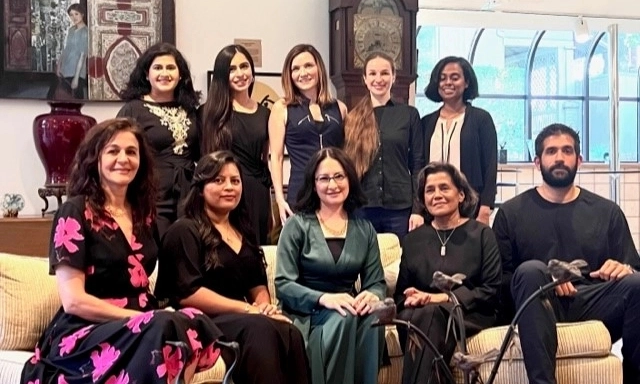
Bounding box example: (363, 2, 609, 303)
(417, 162, 479, 222)
(424, 56, 479, 103)
(294, 147, 367, 214)
(67, 118, 156, 233)
(120, 42, 201, 113)
(182, 150, 263, 269)
(200, 44, 256, 155)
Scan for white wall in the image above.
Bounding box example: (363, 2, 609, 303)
(1, 0, 328, 216)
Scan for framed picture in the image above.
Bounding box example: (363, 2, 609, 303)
(0, 0, 175, 101)
(207, 71, 283, 109)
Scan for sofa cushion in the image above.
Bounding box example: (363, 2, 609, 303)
(0, 350, 32, 383)
(466, 320, 612, 360)
(0, 253, 60, 351)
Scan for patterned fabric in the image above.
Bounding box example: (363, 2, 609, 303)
(19, 196, 222, 383)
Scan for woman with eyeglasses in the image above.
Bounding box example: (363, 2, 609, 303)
(275, 147, 386, 384)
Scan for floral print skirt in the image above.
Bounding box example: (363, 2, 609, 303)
(21, 307, 222, 384)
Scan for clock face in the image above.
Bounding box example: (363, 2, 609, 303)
(354, 14, 403, 70)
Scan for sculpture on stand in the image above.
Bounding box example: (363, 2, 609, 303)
(33, 102, 95, 216)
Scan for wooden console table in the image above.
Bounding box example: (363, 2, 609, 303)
(0, 216, 52, 257)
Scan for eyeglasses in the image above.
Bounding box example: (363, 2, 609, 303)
(315, 173, 347, 185)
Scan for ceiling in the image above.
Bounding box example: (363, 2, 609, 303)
(418, 0, 640, 19)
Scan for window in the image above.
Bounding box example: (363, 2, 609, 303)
(415, 25, 640, 162)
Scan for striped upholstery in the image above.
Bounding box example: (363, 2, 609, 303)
(1, 235, 624, 384)
(452, 321, 622, 384)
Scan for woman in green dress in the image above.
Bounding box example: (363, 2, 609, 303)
(275, 147, 386, 384)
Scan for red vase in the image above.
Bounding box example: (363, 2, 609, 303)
(33, 102, 96, 187)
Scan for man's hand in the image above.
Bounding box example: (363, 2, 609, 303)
(476, 206, 492, 225)
(589, 259, 634, 281)
(554, 281, 578, 297)
(403, 288, 448, 307)
(408, 214, 424, 231)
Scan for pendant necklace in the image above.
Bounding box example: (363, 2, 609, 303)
(434, 219, 460, 257)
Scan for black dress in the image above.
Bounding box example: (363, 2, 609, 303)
(117, 99, 199, 236)
(21, 196, 222, 384)
(393, 220, 502, 384)
(231, 106, 272, 245)
(156, 218, 310, 384)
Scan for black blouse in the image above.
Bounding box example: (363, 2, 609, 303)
(156, 218, 267, 304)
(361, 100, 425, 210)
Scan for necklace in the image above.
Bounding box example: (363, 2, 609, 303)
(105, 205, 127, 218)
(217, 221, 236, 242)
(433, 219, 460, 257)
(317, 212, 347, 237)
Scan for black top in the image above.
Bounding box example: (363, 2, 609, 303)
(422, 105, 497, 208)
(493, 187, 640, 300)
(117, 99, 199, 230)
(156, 218, 268, 305)
(394, 220, 501, 322)
(49, 195, 158, 309)
(231, 106, 272, 188)
(361, 100, 425, 210)
(285, 100, 344, 205)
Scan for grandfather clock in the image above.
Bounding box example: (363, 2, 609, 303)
(329, 0, 418, 108)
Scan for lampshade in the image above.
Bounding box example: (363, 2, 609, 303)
(575, 16, 590, 43)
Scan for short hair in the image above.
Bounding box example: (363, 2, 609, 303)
(424, 56, 479, 103)
(416, 162, 479, 222)
(67, 118, 156, 233)
(295, 147, 367, 214)
(534, 123, 581, 158)
(281, 44, 333, 107)
(120, 42, 201, 113)
(67, 3, 86, 16)
(182, 150, 262, 268)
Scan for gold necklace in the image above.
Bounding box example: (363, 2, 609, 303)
(216, 221, 236, 242)
(317, 212, 347, 237)
(105, 205, 127, 217)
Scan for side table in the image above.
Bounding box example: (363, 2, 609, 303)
(0, 216, 53, 257)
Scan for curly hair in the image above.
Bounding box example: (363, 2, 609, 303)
(200, 44, 255, 155)
(424, 56, 479, 103)
(416, 162, 479, 222)
(120, 42, 200, 113)
(67, 118, 157, 233)
(295, 147, 367, 214)
(182, 150, 264, 269)
(281, 44, 334, 107)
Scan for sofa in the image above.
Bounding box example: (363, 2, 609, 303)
(0, 233, 622, 384)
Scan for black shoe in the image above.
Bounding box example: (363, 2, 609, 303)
(215, 340, 240, 384)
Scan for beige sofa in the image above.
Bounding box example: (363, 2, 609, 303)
(0, 233, 622, 384)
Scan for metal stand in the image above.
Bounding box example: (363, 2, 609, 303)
(37, 185, 66, 217)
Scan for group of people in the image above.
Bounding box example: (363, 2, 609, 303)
(19, 37, 640, 384)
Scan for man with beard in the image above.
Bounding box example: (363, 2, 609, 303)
(493, 123, 640, 384)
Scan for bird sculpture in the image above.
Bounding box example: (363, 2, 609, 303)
(432, 271, 466, 292)
(547, 259, 588, 282)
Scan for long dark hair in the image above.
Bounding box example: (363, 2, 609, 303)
(67, 118, 156, 233)
(182, 150, 263, 269)
(120, 42, 201, 113)
(200, 45, 255, 155)
(295, 147, 367, 214)
(416, 162, 478, 222)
